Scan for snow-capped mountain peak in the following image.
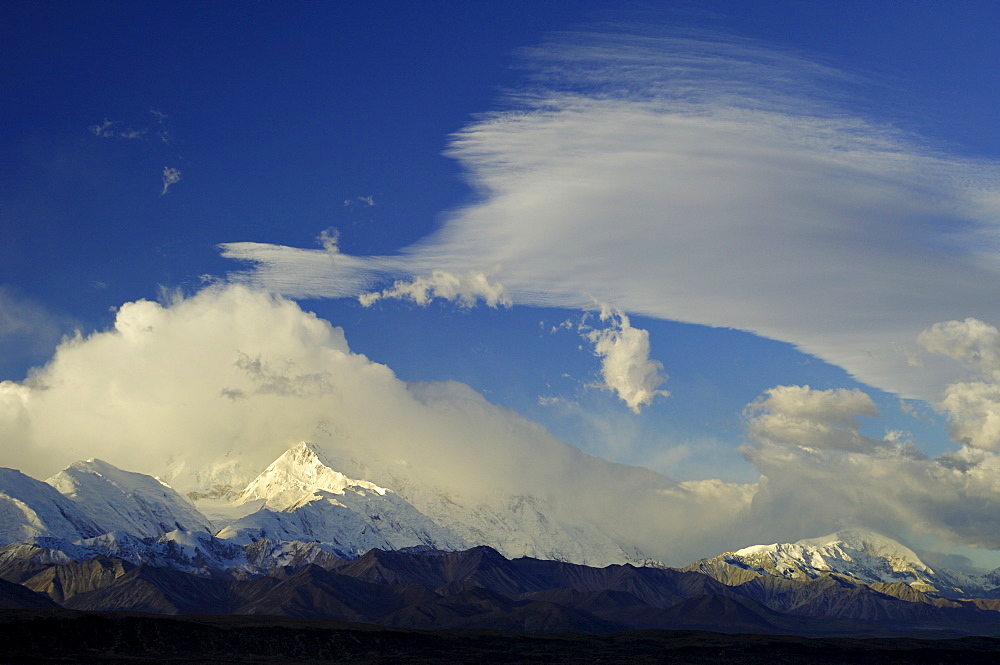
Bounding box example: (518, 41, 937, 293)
(45, 458, 213, 538)
(235, 442, 388, 510)
(791, 529, 932, 573)
(0, 468, 105, 546)
(699, 528, 936, 589)
(214, 442, 470, 557)
(682, 528, 1000, 599)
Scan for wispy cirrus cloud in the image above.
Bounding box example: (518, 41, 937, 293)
(90, 109, 170, 141)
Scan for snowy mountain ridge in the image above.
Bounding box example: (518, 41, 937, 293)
(0, 530, 348, 579)
(687, 528, 1000, 599)
(0, 468, 104, 545)
(4, 442, 644, 567)
(730, 529, 935, 585)
(46, 458, 213, 538)
(382, 472, 652, 568)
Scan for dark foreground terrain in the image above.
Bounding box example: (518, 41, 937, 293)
(3, 610, 1000, 665)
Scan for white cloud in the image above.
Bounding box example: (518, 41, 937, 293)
(743, 436, 1000, 552)
(0, 284, 758, 563)
(150, 109, 169, 143)
(91, 112, 179, 185)
(89, 119, 116, 137)
(89, 118, 146, 139)
(582, 305, 668, 413)
(161, 166, 182, 195)
(744, 385, 880, 451)
(937, 381, 1000, 450)
(359, 269, 512, 308)
(919, 318, 1000, 450)
(740, 383, 1000, 552)
(0, 286, 358, 480)
(918, 318, 1000, 376)
(318, 227, 340, 254)
(218, 30, 1000, 404)
(221, 241, 384, 299)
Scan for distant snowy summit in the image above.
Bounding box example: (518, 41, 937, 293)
(732, 529, 933, 585)
(686, 529, 1000, 599)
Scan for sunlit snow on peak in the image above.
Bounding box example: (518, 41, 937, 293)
(236, 441, 388, 511)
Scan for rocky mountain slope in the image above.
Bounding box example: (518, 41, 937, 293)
(4, 542, 1000, 636)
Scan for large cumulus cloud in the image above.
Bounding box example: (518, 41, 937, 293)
(741, 381, 1000, 553)
(0, 284, 755, 564)
(919, 318, 1000, 450)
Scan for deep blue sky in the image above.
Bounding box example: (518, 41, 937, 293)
(4, 0, 1000, 486)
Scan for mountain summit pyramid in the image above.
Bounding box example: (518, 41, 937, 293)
(235, 442, 390, 510)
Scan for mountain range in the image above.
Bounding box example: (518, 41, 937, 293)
(2, 441, 1000, 637)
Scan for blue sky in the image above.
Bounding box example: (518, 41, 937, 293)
(6, 1, 1000, 564)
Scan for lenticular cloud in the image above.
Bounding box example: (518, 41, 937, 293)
(221, 30, 1000, 403)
